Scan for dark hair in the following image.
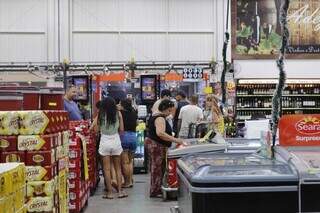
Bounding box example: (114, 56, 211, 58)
(158, 99, 175, 112)
(98, 97, 117, 126)
(120, 98, 133, 112)
(95, 100, 102, 108)
(160, 89, 171, 98)
(190, 95, 198, 104)
(176, 91, 186, 99)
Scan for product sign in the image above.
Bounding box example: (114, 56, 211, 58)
(183, 66, 203, 79)
(232, 0, 320, 59)
(279, 114, 320, 146)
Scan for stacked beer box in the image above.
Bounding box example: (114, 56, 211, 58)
(0, 110, 69, 213)
(68, 121, 93, 213)
(0, 163, 26, 213)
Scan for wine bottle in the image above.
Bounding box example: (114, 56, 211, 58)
(253, 1, 261, 44)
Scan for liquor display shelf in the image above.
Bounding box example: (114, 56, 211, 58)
(237, 94, 320, 97)
(237, 108, 320, 111)
(235, 79, 320, 122)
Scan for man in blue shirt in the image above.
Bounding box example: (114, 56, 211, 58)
(64, 85, 83, 121)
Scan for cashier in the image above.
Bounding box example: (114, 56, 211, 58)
(64, 85, 83, 121)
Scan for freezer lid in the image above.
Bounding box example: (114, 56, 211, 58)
(167, 143, 226, 159)
(276, 146, 320, 180)
(226, 138, 261, 150)
(178, 153, 298, 184)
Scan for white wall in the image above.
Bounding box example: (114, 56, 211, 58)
(234, 60, 320, 79)
(0, 0, 58, 62)
(0, 0, 230, 63)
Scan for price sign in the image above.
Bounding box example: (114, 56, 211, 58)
(183, 66, 203, 80)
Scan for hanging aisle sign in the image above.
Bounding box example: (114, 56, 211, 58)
(232, 0, 320, 59)
(183, 66, 203, 80)
(279, 114, 320, 146)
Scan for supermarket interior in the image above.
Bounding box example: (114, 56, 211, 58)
(1, 0, 320, 213)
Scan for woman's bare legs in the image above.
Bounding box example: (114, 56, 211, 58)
(113, 155, 128, 198)
(102, 156, 113, 198)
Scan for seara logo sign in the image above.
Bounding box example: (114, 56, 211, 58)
(295, 117, 320, 135)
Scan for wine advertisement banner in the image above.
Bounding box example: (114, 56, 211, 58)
(232, 0, 320, 59)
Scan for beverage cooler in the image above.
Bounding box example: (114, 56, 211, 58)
(177, 153, 299, 213)
(276, 147, 320, 213)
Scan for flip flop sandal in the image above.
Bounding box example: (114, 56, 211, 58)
(118, 192, 128, 198)
(102, 194, 114, 199)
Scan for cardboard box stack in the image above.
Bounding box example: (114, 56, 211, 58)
(0, 110, 69, 213)
(0, 163, 26, 213)
(68, 120, 96, 213)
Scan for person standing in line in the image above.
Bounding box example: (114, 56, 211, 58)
(177, 95, 204, 138)
(173, 91, 189, 137)
(146, 99, 185, 198)
(119, 98, 138, 188)
(90, 97, 128, 199)
(151, 89, 172, 115)
(63, 85, 83, 121)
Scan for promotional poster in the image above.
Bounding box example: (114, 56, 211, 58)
(279, 114, 320, 146)
(232, 0, 320, 59)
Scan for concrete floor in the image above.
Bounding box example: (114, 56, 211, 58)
(84, 174, 177, 213)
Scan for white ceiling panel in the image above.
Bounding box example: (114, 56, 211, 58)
(119, 0, 167, 31)
(120, 33, 167, 61)
(0, 0, 46, 31)
(72, 0, 118, 31)
(0, 34, 46, 62)
(169, 0, 214, 31)
(72, 33, 120, 61)
(168, 33, 214, 61)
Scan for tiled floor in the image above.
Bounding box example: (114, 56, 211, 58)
(84, 174, 177, 213)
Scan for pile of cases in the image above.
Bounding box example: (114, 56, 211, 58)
(0, 110, 69, 213)
(68, 120, 98, 213)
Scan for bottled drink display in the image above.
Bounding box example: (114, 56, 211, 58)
(236, 82, 320, 121)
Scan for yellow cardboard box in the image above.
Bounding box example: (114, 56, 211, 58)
(27, 180, 55, 198)
(26, 196, 54, 212)
(0, 163, 26, 197)
(58, 169, 67, 199)
(14, 186, 26, 211)
(0, 194, 14, 213)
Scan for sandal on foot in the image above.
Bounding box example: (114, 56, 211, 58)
(102, 194, 114, 199)
(118, 192, 128, 198)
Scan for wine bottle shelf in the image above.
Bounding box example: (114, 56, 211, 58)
(237, 108, 320, 111)
(237, 94, 320, 97)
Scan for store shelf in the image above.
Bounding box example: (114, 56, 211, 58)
(237, 94, 320, 97)
(237, 108, 272, 110)
(237, 107, 320, 111)
(282, 108, 320, 110)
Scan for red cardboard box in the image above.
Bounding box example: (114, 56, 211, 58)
(25, 149, 56, 166)
(69, 137, 81, 149)
(1, 151, 25, 163)
(69, 159, 81, 170)
(68, 169, 81, 180)
(68, 149, 81, 159)
(18, 134, 55, 151)
(68, 179, 81, 190)
(0, 136, 17, 152)
(40, 92, 64, 111)
(69, 199, 82, 213)
(26, 165, 57, 181)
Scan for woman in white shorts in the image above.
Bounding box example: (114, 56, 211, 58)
(91, 97, 128, 199)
